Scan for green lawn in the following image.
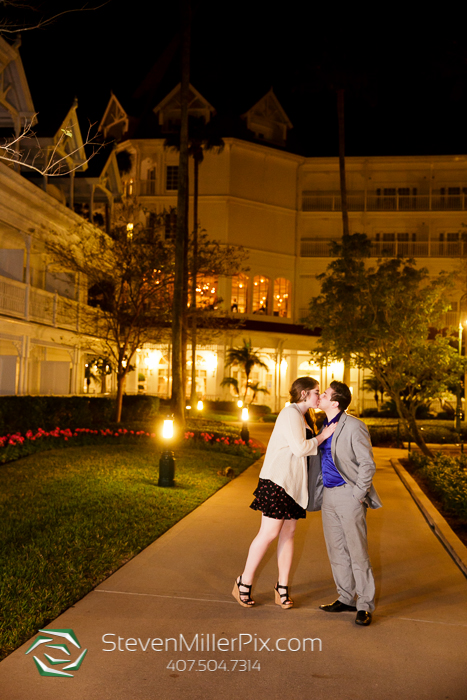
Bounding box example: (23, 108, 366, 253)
(0, 443, 256, 660)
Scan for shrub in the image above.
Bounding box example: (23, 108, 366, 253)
(263, 414, 278, 423)
(361, 408, 381, 418)
(410, 452, 467, 520)
(248, 404, 272, 417)
(0, 395, 160, 433)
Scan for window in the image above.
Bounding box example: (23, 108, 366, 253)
(164, 209, 177, 240)
(166, 166, 179, 191)
(252, 275, 269, 314)
(231, 274, 249, 313)
(142, 167, 156, 195)
(273, 278, 291, 318)
(194, 275, 218, 309)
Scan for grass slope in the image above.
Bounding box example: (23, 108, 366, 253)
(0, 444, 255, 659)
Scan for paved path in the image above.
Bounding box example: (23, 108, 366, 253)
(1, 434, 467, 700)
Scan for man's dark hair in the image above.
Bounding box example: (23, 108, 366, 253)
(330, 380, 352, 411)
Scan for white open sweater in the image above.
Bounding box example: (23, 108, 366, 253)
(258, 403, 319, 509)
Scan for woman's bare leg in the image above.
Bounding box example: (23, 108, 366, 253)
(276, 518, 297, 586)
(240, 514, 284, 587)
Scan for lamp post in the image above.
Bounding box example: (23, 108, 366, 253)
(158, 415, 175, 487)
(241, 406, 249, 444)
(197, 400, 203, 413)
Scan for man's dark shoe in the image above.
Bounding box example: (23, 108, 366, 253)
(319, 600, 357, 613)
(355, 610, 372, 626)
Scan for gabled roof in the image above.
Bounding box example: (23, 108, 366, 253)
(242, 88, 293, 128)
(0, 36, 36, 132)
(98, 92, 129, 139)
(153, 83, 216, 125)
(36, 98, 88, 172)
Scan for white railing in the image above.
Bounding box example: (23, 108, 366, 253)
(0, 277, 26, 317)
(302, 192, 467, 212)
(0, 274, 99, 331)
(300, 239, 467, 258)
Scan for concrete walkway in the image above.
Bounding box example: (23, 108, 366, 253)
(1, 435, 467, 700)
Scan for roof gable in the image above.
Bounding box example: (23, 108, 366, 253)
(242, 89, 293, 146)
(0, 37, 35, 133)
(153, 83, 215, 131)
(98, 92, 129, 140)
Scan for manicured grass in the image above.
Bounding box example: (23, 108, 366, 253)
(0, 443, 256, 660)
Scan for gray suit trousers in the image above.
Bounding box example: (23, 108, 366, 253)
(322, 484, 375, 612)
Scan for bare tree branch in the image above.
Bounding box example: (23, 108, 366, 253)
(0, 117, 105, 175)
(0, 1, 112, 34)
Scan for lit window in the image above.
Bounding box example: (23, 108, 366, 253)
(252, 275, 269, 314)
(273, 278, 291, 318)
(193, 275, 218, 308)
(231, 274, 249, 313)
(166, 166, 179, 191)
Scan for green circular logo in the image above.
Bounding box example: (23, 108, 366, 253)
(25, 628, 88, 677)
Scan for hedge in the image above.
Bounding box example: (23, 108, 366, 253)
(410, 452, 467, 520)
(0, 395, 160, 434)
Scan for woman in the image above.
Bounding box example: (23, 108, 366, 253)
(232, 377, 336, 609)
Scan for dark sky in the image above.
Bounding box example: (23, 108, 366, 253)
(15, 1, 467, 157)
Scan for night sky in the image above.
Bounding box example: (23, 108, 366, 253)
(12, 1, 467, 157)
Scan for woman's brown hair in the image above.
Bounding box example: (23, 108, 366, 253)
(289, 376, 319, 433)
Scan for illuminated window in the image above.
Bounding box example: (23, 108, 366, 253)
(273, 278, 291, 318)
(194, 275, 218, 308)
(166, 166, 179, 191)
(231, 274, 249, 313)
(252, 275, 269, 314)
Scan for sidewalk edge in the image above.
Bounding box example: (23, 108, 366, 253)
(391, 458, 467, 579)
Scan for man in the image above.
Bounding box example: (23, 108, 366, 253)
(307, 380, 382, 626)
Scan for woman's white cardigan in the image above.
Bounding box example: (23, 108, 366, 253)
(258, 403, 319, 509)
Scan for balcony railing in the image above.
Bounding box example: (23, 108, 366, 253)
(300, 238, 467, 258)
(0, 275, 99, 331)
(302, 192, 467, 212)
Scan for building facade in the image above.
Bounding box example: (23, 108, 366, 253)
(0, 44, 464, 411)
(110, 83, 465, 411)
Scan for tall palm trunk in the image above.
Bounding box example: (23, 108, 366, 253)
(190, 155, 199, 406)
(337, 88, 349, 239)
(337, 88, 351, 385)
(171, 0, 190, 428)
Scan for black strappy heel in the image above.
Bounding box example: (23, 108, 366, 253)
(232, 576, 255, 607)
(274, 582, 294, 609)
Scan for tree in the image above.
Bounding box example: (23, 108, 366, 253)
(305, 233, 466, 457)
(45, 200, 175, 422)
(221, 339, 269, 406)
(0, 119, 102, 176)
(165, 116, 225, 407)
(171, 0, 191, 430)
(0, 1, 110, 36)
(361, 375, 386, 410)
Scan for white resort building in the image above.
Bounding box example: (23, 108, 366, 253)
(0, 38, 464, 412)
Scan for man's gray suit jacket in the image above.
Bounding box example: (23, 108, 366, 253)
(307, 412, 383, 512)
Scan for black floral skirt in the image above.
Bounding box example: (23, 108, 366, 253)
(250, 478, 306, 520)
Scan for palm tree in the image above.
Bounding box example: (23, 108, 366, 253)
(221, 339, 269, 405)
(362, 375, 386, 410)
(166, 117, 224, 406)
(171, 0, 191, 429)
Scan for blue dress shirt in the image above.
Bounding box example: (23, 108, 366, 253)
(320, 412, 346, 488)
